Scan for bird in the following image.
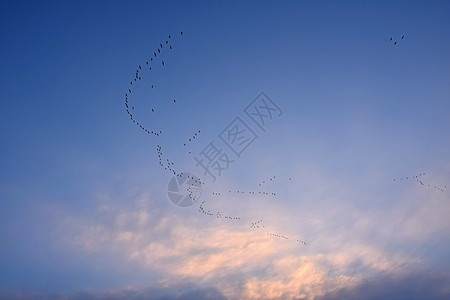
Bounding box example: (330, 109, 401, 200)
(166, 40, 168, 44)
(170, 45, 172, 49)
(181, 31, 183, 35)
(154, 52, 156, 57)
(152, 108, 154, 112)
(157, 48, 160, 53)
(139, 65, 141, 69)
(389, 37, 392, 41)
(394, 41, 397, 45)
(168, 34, 171, 38)
(162, 60, 165, 66)
(173, 99, 176, 103)
(160, 43, 163, 48)
(401, 35, 405, 39)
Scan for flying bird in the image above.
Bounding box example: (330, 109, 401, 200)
(389, 37, 392, 41)
(401, 35, 405, 39)
(162, 60, 165, 66)
(181, 31, 183, 35)
(394, 41, 397, 45)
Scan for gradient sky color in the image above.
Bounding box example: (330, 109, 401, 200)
(1, 1, 450, 299)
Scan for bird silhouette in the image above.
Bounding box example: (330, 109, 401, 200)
(162, 61, 165, 66)
(394, 41, 397, 45)
(401, 35, 405, 39)
(389, 37, 392, 41)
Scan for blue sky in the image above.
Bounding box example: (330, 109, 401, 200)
(1, 1, 450, 299)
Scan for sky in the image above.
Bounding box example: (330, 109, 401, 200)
(1, 0, 450, 299)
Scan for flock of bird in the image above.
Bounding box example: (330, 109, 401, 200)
(186, 184, 202, 203)
(389, 34, 405, 46)
(198, 200, 241, 220)
(124, 32, 184, 137)
(120, 30, 450, 282)
(258, 176, 293, 187)
(250, 219, 265, 229)
(183, 130, 201, 154)
(393, 172, 447, 192)
(156, 145, 178, 176)
(249, 219, 308, 246)
(225, 190, 277, 196)
(195, 175, 308, 248)
(156, 144, 206, 188)
(197, 200, 307, 247)
(258, 176, 277, 186)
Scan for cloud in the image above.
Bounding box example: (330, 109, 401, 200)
(57, 187, 427, 299)
(51, 163, 450, 300)
(0, 283, 227, 300)
(316, 271, 450, 300)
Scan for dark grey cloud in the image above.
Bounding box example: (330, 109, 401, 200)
(316, 271, 450, 300)
(0, 283, 227, 300)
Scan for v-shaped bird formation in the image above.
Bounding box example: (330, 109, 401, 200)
(124, 32, 184, 138)
(393, 172, 447, 192)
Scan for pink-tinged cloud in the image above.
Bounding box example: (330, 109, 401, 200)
(59, 188, 428, 300)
